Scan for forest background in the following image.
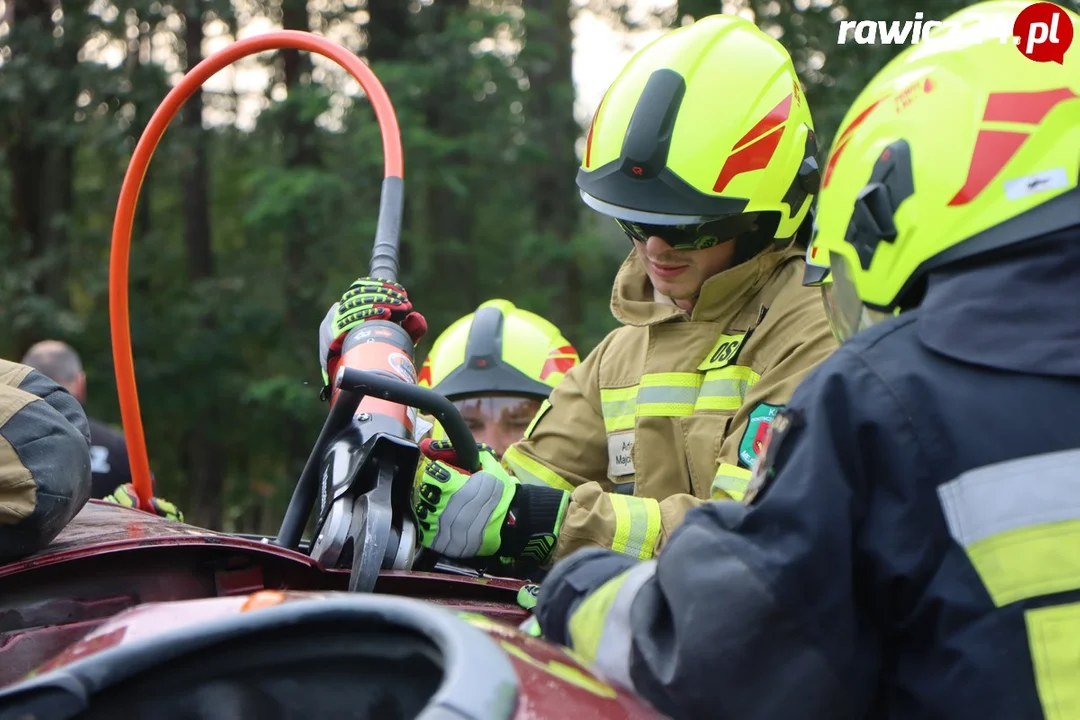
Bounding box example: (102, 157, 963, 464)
(2, 0, 1059, 530)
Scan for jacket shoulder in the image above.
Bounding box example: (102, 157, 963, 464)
(0, 359, 33, 389)
(743, 258, 836, 371)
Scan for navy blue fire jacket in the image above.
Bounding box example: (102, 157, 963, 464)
(536, 229, 1080, 720)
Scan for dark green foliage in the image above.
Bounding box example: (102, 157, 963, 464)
(3, 0, 1027, 530)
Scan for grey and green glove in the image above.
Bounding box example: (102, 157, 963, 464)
(104, 483, 184, 522)
(318, 277, 428, 390)
(412, 439, 569, 567)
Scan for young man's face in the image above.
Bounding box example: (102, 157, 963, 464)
(454, 394, 543, 458)
(634, 235, 736, 310)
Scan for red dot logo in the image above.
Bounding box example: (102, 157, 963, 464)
(631, 165, 644, 176)
(1014, 2, 1074, 64)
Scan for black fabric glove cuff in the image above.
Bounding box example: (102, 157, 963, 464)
(534, 547, 637, 647)
(499, 484, 568, 567)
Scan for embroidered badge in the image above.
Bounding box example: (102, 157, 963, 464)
(739, 402, 784, 469)
(698, 332, 747, 371)
(744, 407, 804, 504)
(607, 431, 635, 477)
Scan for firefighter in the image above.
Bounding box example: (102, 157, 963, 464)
(0, 359, 92, 562)
(417, 299, 580, 459)
(320, 14, 834, 570)
(20, 340, 183, 521)
(531, 3, 1080, 718)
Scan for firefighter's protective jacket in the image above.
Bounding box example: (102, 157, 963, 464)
(503, 242, 836, 563)
(0, 359, 92, 562)
(534, 229, 1080, 720)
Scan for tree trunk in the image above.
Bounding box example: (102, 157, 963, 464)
(9, 0, 80, 349)
(421, 0, 477, 311)
(522, 0, 582, 337)
(365, 0, 412, 63)
(266, 0, 323, 534)
(280, 0, 319, 345)
(180, 2, 224, 528)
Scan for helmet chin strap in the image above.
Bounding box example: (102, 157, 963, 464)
(731, 213, 782, 265)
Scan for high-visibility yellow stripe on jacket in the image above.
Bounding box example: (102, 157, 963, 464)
(712, 463, 752, 502)
(937, 450, 1080, 719)
(504, 445, 575, 493)
(608, 494, 662, 560)
(599, 366, 762, 434)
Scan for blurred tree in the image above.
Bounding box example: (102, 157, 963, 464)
(520, 0, 583, 339)
(3, 0, 91, 350)
(3, 0, 962, 533)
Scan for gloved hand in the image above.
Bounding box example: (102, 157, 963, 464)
(412, 439, 569, 566)
(318, 277, 428, 389)
(517, 583, 540, 611)
(413, 439, 517, 558)
(103, 483, 184, 522)
(516, 583, 542, 635)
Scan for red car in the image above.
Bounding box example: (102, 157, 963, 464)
(0, 508, 661, 718)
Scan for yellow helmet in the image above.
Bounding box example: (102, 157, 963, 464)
(579, 14, 819, 258)
(418, 299, 579, 401)
(814, 0, 1080, 342)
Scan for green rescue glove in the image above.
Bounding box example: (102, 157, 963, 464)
(516, 584, 543, 635)
(517, 583, 540, 611)
(413, 439, 570, 566)
(104, 483, 184, 522)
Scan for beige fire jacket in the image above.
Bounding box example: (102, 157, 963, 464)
(0, 359, 91, 562)
(503, 244, 837, 564)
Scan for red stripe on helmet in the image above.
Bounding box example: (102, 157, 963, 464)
(734, 93, 793, 149)
(710, 94, 793, 194)
(539, 345, 578, 381)
(949, 88, 1077, 206)
(417, 359, 433, 387)
(984, 88, 1076, 124)
(712, 125, 785, 193)
(947, 130, 1029, 206)
(822, 96, 887, 189)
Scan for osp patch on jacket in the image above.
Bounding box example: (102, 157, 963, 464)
(698, 332, 747, 371)
(745, 407, 804, 505)
(739, 402, 784, 469)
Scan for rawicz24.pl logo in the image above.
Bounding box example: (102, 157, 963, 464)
(837, 2, 1073, 64)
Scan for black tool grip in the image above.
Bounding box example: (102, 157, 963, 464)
(338, 368, 480, 472)
(368, 177, 404, 283)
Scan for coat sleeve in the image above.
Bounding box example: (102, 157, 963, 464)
(712, 278, 837, 502)
(537, 349, 921, 720)
(503, 336, 706, 565)
(0, 360, 92, 562)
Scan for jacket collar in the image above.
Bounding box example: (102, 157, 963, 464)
(917, 228, 1080, 377)
(611, 242, 803, 326)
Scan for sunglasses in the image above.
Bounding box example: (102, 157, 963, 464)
(616, 214, 759, 251)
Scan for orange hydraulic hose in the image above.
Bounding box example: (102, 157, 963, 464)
(110, 31, 403, 512)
